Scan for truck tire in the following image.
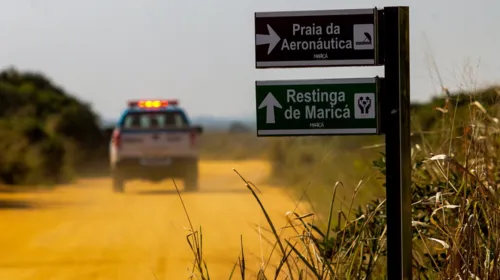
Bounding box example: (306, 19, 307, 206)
(112, 169, 125, 193)
(184, 159, 199, 192)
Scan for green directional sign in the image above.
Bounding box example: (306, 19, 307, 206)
(255, 77, 381, 136)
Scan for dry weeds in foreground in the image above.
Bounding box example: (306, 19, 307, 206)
(176, 63, 500, 279)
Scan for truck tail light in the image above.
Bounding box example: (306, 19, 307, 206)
(189, 129, 197, 148)
(112, 129, 122, 149)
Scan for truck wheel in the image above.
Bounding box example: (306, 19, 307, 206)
(184, 160, 199, 192)
(112, 170, 125, 193)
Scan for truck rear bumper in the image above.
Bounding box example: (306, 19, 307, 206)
(112, 157, 197, 181)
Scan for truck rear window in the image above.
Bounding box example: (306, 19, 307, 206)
(121, 111, 188, 129)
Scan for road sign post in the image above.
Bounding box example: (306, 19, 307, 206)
(254, 6, 411, 280)
(381, 6, 412, 280)
(255, 78, 381, 136)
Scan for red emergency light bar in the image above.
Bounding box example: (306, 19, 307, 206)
(127, 99, 179, 109)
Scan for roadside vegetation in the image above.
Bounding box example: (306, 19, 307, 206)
(199, 132, 268, 160)
(179, 82, 500, 278)
(0, 67, 106, 186)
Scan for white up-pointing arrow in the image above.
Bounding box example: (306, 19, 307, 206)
(256, 24, 281, 55)
(258, 92, 282, 124)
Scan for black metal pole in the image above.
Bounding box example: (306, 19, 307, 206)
(382, 6, 412, 280)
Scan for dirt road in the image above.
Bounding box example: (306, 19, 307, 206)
(0, 160, 309, 280)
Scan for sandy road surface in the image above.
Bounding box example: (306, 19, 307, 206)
(0, 160, 310, 280)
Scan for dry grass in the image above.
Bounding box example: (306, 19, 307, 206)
(174, 84, 500, 279)
(175, 57, 500, 279)
(199, 132, 268, 161)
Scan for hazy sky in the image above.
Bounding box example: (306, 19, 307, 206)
(0, 0, 498, 120)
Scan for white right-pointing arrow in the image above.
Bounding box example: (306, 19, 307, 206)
(256, 24, 281, 55)
(258, 92, 282, 124)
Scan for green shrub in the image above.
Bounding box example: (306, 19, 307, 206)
(0, 67, 104, 186)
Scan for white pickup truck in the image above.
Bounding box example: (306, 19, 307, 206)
(109, 100, 203, 193)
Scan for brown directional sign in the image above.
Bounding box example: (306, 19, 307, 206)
(255, 9, 378, 68)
